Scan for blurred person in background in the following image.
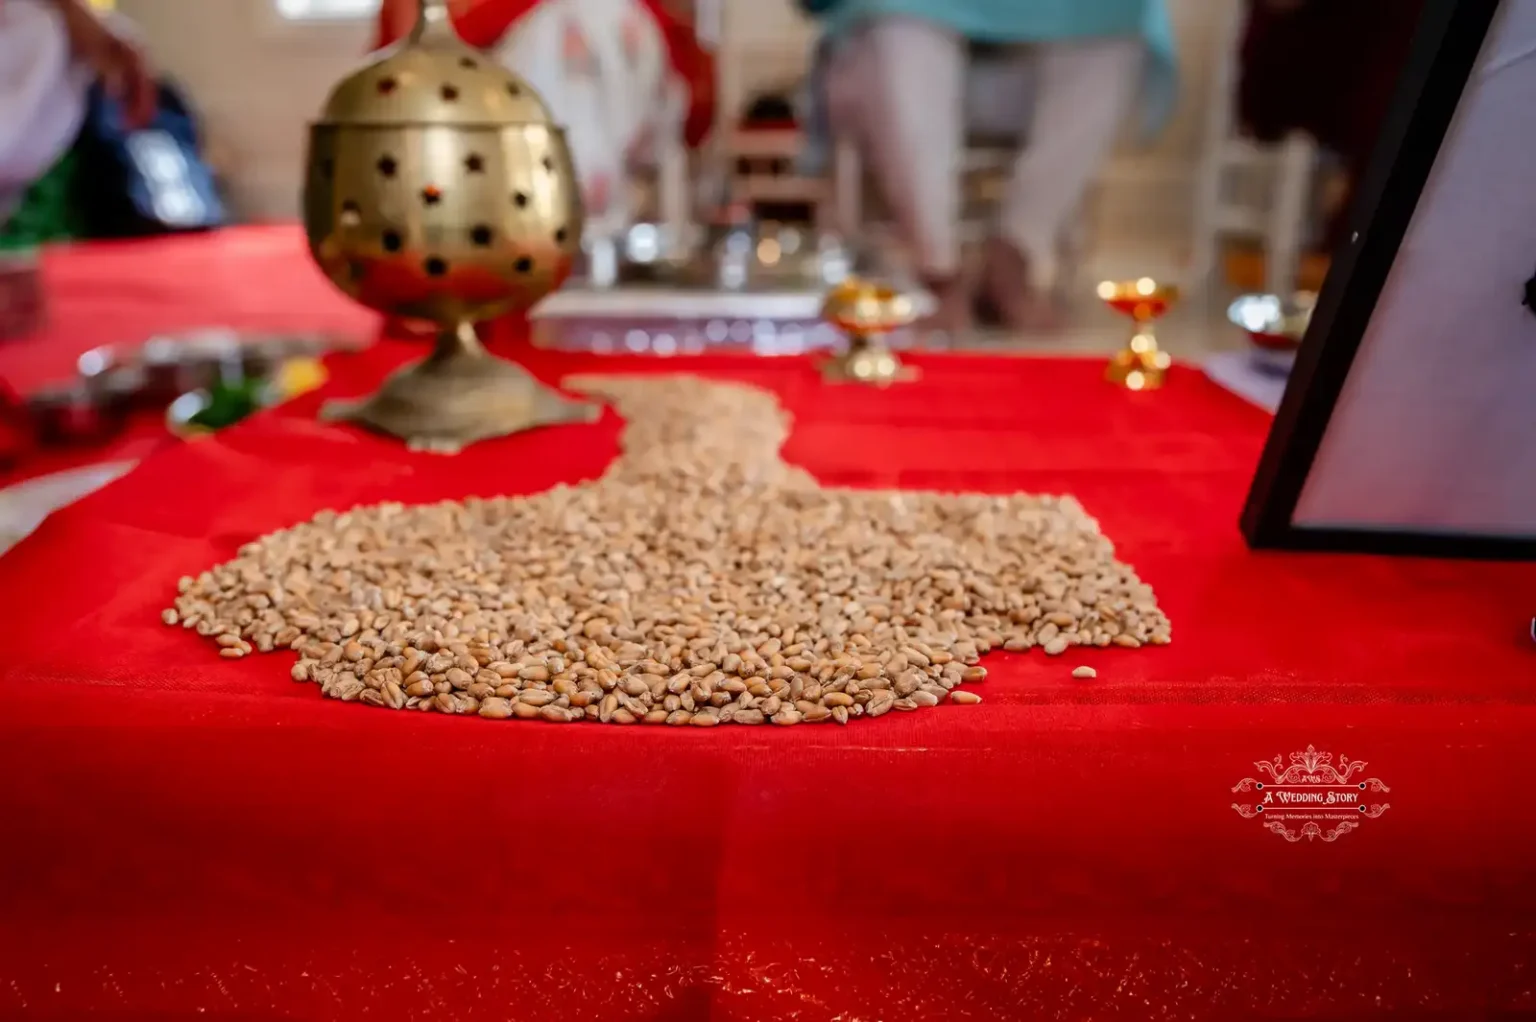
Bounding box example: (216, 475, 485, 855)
(0, 0, 156, 249)
(376, 0, 714, 240)
(803, 0, 1176, 333)
(1238, 0, 1424, 253)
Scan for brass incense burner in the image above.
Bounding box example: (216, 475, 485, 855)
(1098, 277, 1177, 391)
(302, 0, 596, 451)
(820, 278, 918, 385)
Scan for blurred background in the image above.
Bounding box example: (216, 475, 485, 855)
(7, 0, 1417, 343)
(0, 0, 1422, 488)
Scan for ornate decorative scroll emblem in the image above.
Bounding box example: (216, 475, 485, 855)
(1231, 745, 1391, 842)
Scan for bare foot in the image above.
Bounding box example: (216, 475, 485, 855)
(917, 273, 974, 341)
(980, 237, 1061, 334)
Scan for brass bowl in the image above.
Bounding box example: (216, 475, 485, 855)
(821, 278, 917, 337)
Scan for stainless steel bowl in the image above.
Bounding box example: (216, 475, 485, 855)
(1228, 291, 1316, 374)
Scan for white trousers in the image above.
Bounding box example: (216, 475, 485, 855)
(829, 18, 1142, 289)
(0, 0, 91, 222)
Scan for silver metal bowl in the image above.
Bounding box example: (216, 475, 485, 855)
(1228, 291, 1316, 374)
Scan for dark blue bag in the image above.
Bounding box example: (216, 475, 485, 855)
(75, 79, 227, 239)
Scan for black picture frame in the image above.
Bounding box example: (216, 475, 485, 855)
(1238, 0, 1535, 559)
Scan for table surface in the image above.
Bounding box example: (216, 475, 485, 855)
(2, 326, 1535, 1018)
(3, 231, 1536, 1019)
(0, 226, 372, 489)
(1, 226, 375, 394)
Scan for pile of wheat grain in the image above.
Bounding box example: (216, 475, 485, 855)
(164, 375, 1169, 725)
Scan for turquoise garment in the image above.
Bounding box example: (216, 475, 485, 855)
(804, 0, 1177, 147)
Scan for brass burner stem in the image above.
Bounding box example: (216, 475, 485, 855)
(410, 0, 454, 43)
(426, 320, 485, 365)
(319, 317, 597, 450)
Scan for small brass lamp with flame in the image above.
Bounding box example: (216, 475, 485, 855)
(1098, 277, 1177, 391)
(820, 278, 919, 385)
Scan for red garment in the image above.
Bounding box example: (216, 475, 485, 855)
(3, 231, 1536, 1016)
(374, 0, 716, 147)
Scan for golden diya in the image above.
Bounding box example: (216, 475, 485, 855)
(820, 278, 919, 385)
(1097, 277, 1177, 391)
(302, 0, 596, 452)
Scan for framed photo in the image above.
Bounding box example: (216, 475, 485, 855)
(1241, 0, 1536, 558)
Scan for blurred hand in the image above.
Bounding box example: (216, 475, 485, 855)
(59, 1, 157, 129)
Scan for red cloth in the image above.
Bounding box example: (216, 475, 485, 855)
(0, 227, 370, 484)
(0, 375, 26, 470)
(374, 0, 717, 148)
(2, 325, 1536, 1017)
(0, 411, 172, 488)
(0, 227, 374, 398)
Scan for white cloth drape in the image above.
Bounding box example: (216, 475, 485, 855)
(0, 0, 93, 221)
(491, 0, 668, 236)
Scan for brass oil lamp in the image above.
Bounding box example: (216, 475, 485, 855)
(302, 0, 596, 452)
(820, 278, 919, 385)
(1098, 277, 1177, 391)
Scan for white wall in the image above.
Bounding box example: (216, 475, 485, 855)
(121, 0, 1235, 246)
(117, 0, 373, 218)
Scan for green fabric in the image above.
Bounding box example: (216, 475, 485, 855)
(0, 148, 86, 252)
(815, 0, 1178, 139)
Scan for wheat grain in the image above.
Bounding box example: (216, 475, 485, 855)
(165, 376, 1170, 725)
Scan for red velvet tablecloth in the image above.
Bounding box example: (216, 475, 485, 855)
(0, 226, 376, 485)
(1, 226, 375, 397)
(2, 329, 1535, 1020)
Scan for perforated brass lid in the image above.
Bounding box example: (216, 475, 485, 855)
(315, 0, 553, 127)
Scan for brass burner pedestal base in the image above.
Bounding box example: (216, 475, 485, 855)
(821, 335, 918, 386)
(321, 322, 598, 453)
